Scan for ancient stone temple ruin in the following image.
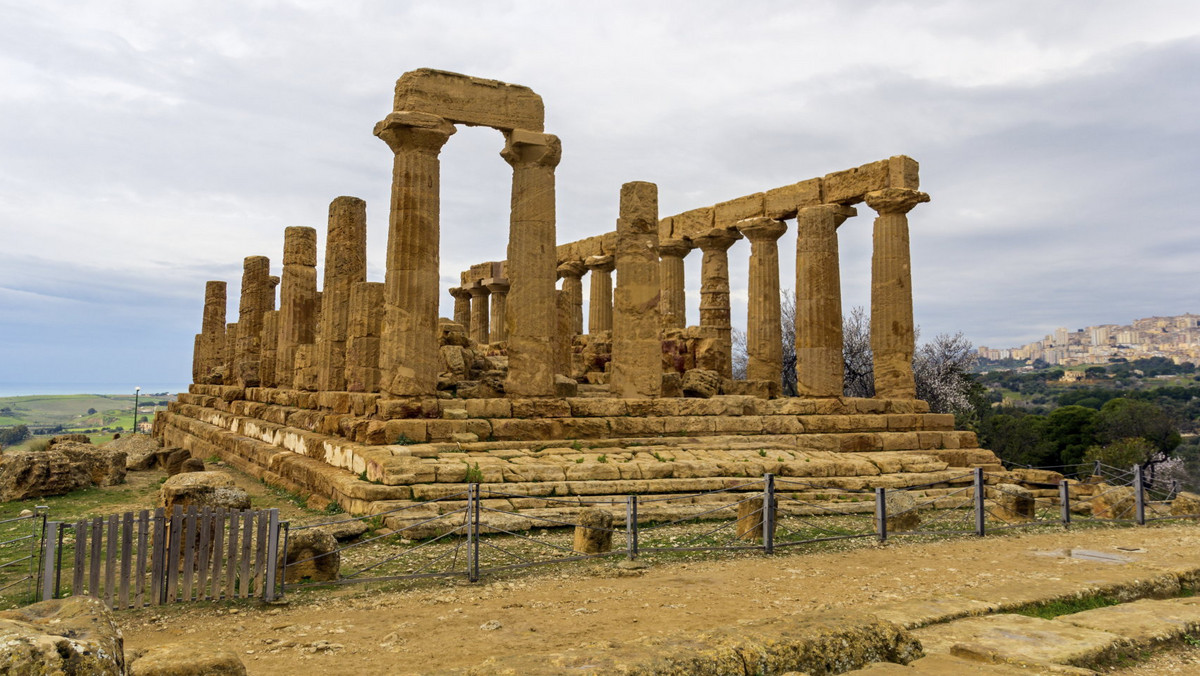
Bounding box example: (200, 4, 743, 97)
(159, 69, 1002, 524)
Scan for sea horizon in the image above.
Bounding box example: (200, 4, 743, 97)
(0, 383, 190, 398)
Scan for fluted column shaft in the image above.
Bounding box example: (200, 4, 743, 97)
(586, 255, 615, 334)
(738, 218, 787, 387)
(795, 205, 856, 397)
(224, 322, 238, 382)
(611, 181, 663, 398)
(194, 281, 226, 384)
(373, 111, 456, 396)
(693, 229, 742, 379)
(486, 278, 510, 343)
(235, 256, 271, 387)
(259, 310, 279, 388)
(317, 196, 367, 392)
(502, 130, 562, 397)
(277, 227, 318, 389)
(449, 287, 472, 333)
(866, 188, 930, 399)
(657, 239, 691, 330)
(557, 261, 586, 337)
(346, 281, 385, 393)
(468, 284, 490, 344)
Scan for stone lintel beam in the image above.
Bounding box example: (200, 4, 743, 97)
(392, 68, 544, 132)
(795, 204, 856, 397)
(865, 188, 930, 400)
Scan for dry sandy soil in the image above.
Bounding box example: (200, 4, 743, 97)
(118, 522, 1200, 675)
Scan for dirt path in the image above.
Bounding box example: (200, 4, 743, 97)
(118, 523, 1200, 674)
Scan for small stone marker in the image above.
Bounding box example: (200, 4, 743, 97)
(993, 483, 1035, 522)
(573, 507, 614, 554)
(736, 496, 777, 542)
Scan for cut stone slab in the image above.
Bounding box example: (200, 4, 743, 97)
(1055, 596, 1200, 647)
(844, 653, 1081, 674)
(868, 596, 999, 629)
(912, 613, 1125, 668)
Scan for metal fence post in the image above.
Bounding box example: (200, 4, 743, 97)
(763, 474, 775, 555)
(875, 488, 888, 542)
(974, 468, 986, 537)
(1093, 460, 1102, 478)
(625, 495, 638, 560)
(1059, 481, 1071, 527)
(262, 509, 280, 602)
(1134, 464, 1146, 525)
(41, 520, 60, 601)
(278, 522, 290, 599)
(467, 483, 480, 582)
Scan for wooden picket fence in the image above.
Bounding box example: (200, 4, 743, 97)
(41, 506, 282, 608)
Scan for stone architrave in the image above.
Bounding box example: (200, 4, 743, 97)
(795, 205, 856, 397)
(193, 281, 226, 384)
(485, 278, 510, 343)
(865, 188, 929, 399)
(373, 111, 457, 397)
(449, 286, 472, 335)
(467, 283, 490, 344)
(276, 226, 319, 390)
(693, 228, 743, 379)
(345, 281, 385, 392)
(556, 261, 586, 337)
(316, 196, 367, 392)
(502, 129, 562, 397)
(235, 256, 271, 387)
(585, 254, 615, 334)
(259, 310, 279, 388)
(657, 238, 691, 330)
(611, 181, 663, 398)
(737, 217, 788, 389)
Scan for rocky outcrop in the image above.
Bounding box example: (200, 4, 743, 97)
(0, 596, 125, 675)
(130, 643, 246, 675)
(159, 471, 251, 514)
(102, 433, 161, 470)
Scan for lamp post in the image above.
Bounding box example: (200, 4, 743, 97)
(133, 386, 140, 434)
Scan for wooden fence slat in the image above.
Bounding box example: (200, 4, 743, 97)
(136, 510, 148, 608)
(166, 507, 182, 603)
(72, 520, 86, 596)
(105, 515, 117, 608)
(225, 510, 239, 600)
(150, 508, 165, 606)
(89, 517, 102, 598)
(119, 512, 132, 609)
(197, 508, 211, 600)
(182, 507, 197, 602)
(238, 511, 253, 598)
(209, 508, 225, 600)
(263, 510, 280, 602)
(253, 511, 268, 596)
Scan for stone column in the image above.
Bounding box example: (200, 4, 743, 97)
(235, 256, 271, 387)
(554, 289, 572, 377)
(611, 181, 662, 398)
(223, 322, 238, 384)
(194, 281, 226, 384)
(556, 261, 586, 337)
(738, 217, 788, 388)
(373, 111, 456, 396)
(449, 287, 472, 333)
(485, 278, 510, 343)
(865, 188, 930, 399)
(346, 281, 385, 393)
(795, 204, 856, 397)
(657, 239, 691, 330)
(585, 255, 615, 334)
(276, 226, 318, 390)
(502, 130, 562, 397)
(260, 310, 279, 388)
(468, 283, 490, 344)
(316, 196, 367, 392)
(693, 228, 742, 378)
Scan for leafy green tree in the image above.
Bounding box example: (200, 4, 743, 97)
(1083, 438, 1156, 470)
(979, 411, 1050, 467)
(1093, 398, 1181, 456)
(0, 425, 31, 446)
(1040, 405, 1099, 467)
(86, 408, 97, 415)
(1085, 366, 1108, 379)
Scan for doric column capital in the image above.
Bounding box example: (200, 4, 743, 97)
(467, 282, 490, 298)
(373, 111, 456, 155)
(584, 254, 615, 273)
(501, 129, 562, 170)
(449, 286, 472, 301)
(736, 217, 787, 242)
(556, 261, 586, 279)
(797, 204, 857, 229)
(657, 238, 692, 259)
(864, 188, 930, 216)
(693, 227, 742, 252)
(484, 278, 510, 295)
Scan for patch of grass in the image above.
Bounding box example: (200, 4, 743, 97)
(574, 457, 585, 464)
(394, 434, 417, 445)
(464, 462, 484, 484)
(571, 440, 584, 451)
(206, 454, 221, 464)
(324, 501, 345, 514)
(758, 449, 767, 457)
(1015, 593, 1119, 619)
(597, 454, 608, 464)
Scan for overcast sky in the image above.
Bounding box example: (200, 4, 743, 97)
(2, 0, 1198, 394)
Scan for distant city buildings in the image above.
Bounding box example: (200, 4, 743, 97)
(979, 313, 1200, 367)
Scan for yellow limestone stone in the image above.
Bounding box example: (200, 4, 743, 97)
(276, 226, 318, 390)
(448, 286, 472, 335)
(693, 228, 742, 378)
(345, 281, 384, 393)
(316, 196, 367, 392)
(484, 277, 509, 343)
(657, 238, 691, 330)
(738, 217, 788, 391)
(556, 261, 586, 337)
(467, 282, 489, 344)
(611, 181, 663, 399)
(585, 254, 615, 334)
(235, 256, 271, 387)
(795, 204, 856, 397)
(193, 281, 226, 384)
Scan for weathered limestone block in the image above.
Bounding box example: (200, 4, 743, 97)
(763, 177, 822, 219)
(259, 310, 279, 387)
(1170, 491, 1200, 517)
(193, 280, 226, 385)
(714, 192, 764, 228)
(0, 450, 91, 501)
(292, 344, 319, 391)
(1091, 484, 1136, 520)
(302, 515, 369, 542)
(316, 196, 367, 392)
(159, 471, 251, 514)
(611, 181, 663, 398)
(682, 369, 722, 399)
(572, 507, 614, 554)
(277, 226, 319, 390)
(735, 495, 776, 542)
(101, 433, 161, 470)
(884, 490, 921, 532)
(279, 528, 340, 583)
(0, 596, 125, 675)
(392, 68, 545, 132)
(130, 643, 246, 676)
(992, 483, 1035, 522)
(822, 156, 919, 204)
(53, 442, 126, 487)
(345, 281, 384, 393)
(235, 256, 272, 387)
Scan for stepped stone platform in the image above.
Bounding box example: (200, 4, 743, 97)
(158, 384, 1010, 526)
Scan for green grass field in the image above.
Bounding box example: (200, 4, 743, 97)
(1, 394, 173, 450)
